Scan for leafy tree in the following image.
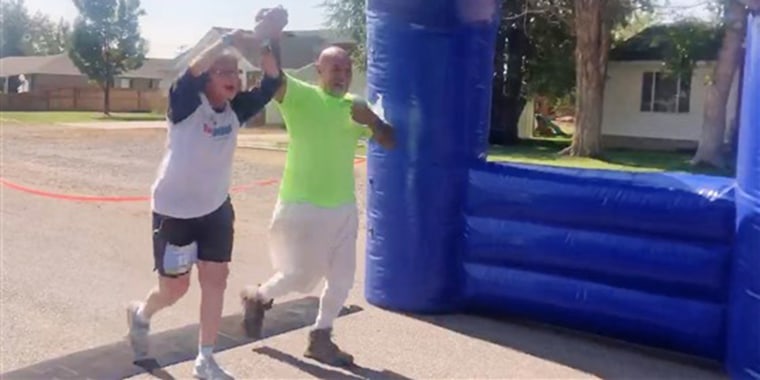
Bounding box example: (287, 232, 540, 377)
(613, 9, 660, 42)
(491, 0, 529, 145)
(69, 0, 147, 115)
(321, 0, 654, 154)
(27, 14, 71, 54)
(322, 0, 580, 145)
(0, 0, 69, 57)
(0, 0, 30, 57)
(492, 0, 576, 144)
(322, 0, 367, 71)
(556, 0, 654, 157)
(659, 20, 722, 78)
(523, 1, 577, 104)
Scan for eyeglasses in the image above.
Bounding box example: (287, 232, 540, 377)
(210, 69, 242, 78)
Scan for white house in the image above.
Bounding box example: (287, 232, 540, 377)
(601, 23, 741, 151)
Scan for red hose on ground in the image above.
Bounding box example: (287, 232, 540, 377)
(0, 157, 367, 203)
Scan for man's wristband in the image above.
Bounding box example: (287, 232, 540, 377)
(261, 71, 284, 90)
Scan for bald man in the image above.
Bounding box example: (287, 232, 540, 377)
(125, 8, 287, 379)
(240, 46, 394, 367)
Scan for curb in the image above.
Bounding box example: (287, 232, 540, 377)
(237, 143, 288, 153)
(238, 143, 368, 159)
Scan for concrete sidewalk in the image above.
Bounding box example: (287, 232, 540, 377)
(123, 301, 726, 380)
(60, 121, 167, 130)
(238, 131, 289, 151)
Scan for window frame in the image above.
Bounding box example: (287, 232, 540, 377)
(639, 70, 691, 114)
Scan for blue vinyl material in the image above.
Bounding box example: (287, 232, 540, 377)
(363, 0, 758, 374)
(727, 13, 760, 380)
(466, 216, 730, 301)
(467, 162, 736, 243)
(463, 263, 725, 359)
(364, 0, 500, 312)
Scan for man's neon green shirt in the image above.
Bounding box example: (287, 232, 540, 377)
(275, 74, 371, 207)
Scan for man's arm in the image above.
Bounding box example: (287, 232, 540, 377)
(253, 7, 289, 103)
(231, 73, 283, 125)
(230, 39, 285, 124)
(368, 118, 396, 149)
(351, 101, 395, 149)
(271, 47, 315, 108)
(167, 70, 207, 124)
(270, 40, 288, 104)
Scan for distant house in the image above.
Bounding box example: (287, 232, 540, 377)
(602, 23, 741, 151)
(0, 54, 172, 94)
(169, 28, 362, 125)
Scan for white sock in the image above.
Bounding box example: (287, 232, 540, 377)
(245, 285, 268, 302)
(136, 304, 150, 323)
(198, 345, 214, 359)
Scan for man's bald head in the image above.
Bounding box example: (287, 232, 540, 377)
(316, 46, 353, 97)
(317, 46, 351, 65)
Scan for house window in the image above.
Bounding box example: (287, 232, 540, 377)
(640, 71, 691, 113)
(118, 78, 132, 89)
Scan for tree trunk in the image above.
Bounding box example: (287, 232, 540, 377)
(504, 0, 528, 144)
(490, 0, 526, 146)
(728, 45, 746, 167)
(490, 21, 509, 145)
(103, 83, 111, 116)
(691, 0, 747, 168)
(502, 6, 528, 144)
(561, 0, 609, 157)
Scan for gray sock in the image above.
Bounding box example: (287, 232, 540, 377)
(198, 345, 214, 359)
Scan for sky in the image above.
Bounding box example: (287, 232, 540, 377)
(23, 0, 712, 59)
(23, 0, 328, 58)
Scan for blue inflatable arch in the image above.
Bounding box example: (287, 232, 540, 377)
(363, 1, 759, 378)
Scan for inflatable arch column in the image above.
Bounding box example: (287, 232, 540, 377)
(364, 0, 501, 312)
(728, 11, 760, 380)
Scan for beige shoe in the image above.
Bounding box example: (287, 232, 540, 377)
(303, 328, 354, 367)
(240, 286, 272, 339)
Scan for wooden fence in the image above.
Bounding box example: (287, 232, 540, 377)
(0, 88, 166, 113)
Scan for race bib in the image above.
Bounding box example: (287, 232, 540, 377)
(163, 241, 198, 275)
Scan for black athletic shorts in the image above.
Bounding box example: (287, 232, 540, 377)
(152, 197, 235, 277)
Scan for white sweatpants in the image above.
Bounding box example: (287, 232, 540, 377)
(258, 200, 358, 329)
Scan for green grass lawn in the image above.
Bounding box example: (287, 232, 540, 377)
(487, 139, 733, 177)
(0, 111, 164, 124)
(356, 138, 732, 177)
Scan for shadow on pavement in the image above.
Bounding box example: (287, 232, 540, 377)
(253, 346, 412, 380)
(1, 297, 363, 380)
(411, 313, 728, 380)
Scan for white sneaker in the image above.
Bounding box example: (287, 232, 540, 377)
(193, 355, 234, 380)
(126, 301, 150, 360)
